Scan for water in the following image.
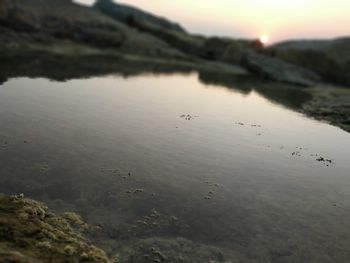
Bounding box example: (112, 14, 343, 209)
(1, 73, 350, 262)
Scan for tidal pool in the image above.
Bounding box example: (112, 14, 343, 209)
(0, 73, 350, 262)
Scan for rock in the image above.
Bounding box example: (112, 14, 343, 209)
(134, 189, 144, 194)
(203, 37, 262, 61)
(94, 0, 185, 33)
(241, 51, 322, 86)
(0, 0, 124, 46)
(303, 86, 350, 133)
(94, 0, 205, 57)
(0, 195, 111, 263)
(0, 0, 187, 59)
(267, 38, 350, 86)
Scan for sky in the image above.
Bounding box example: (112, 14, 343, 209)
(75, 0, 350, 43)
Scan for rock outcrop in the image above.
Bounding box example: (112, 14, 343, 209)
(0, 0, 186, 58)
(267, 38, 350, 86)
(0, 195, 111, 263)
(94, 0, 185, 33)
(241, 52, 322, 86)
(303, 87, 350, 132)
(201, 37, 263, 61)
(0, 0, 348, 89)
(94, 0, 205, 57)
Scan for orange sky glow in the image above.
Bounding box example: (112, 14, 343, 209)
(75, 0, 350, 43)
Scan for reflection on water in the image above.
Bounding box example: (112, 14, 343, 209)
(1, 74, 350, 262)
(198, 71, 313, 110)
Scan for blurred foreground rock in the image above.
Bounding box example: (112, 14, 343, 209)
(0, 195, 111, 263)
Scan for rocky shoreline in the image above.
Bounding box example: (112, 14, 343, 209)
(0, 46, 349, 133)
(0, 0, 349, 133)
(0, 195, 246, 263)
(302, 86, 350, 132)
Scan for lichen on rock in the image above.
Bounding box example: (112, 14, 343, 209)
(0, 194, 111, 263)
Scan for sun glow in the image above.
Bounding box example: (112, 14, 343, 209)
(259, 35, 269, 45)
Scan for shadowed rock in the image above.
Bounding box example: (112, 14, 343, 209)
(241, 52, 322, 86)
(201, 37, 263, 61)
(94, 0, 185, 33)
(94, 0, 206, 57)
(267, 38, 350, 86)
(303, 87, 350, 132)
(0, 0, 186, 58)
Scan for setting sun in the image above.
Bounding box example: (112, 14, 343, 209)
(259, 35, 269, 45)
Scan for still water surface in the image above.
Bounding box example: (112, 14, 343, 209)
(1, 74, 350, 262)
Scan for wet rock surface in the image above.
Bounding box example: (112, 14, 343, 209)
(303, 86, 350, 132)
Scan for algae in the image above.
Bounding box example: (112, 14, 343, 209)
(0, 194, 111, 263)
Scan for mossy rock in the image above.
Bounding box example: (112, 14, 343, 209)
(0, 195, 111, 263)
